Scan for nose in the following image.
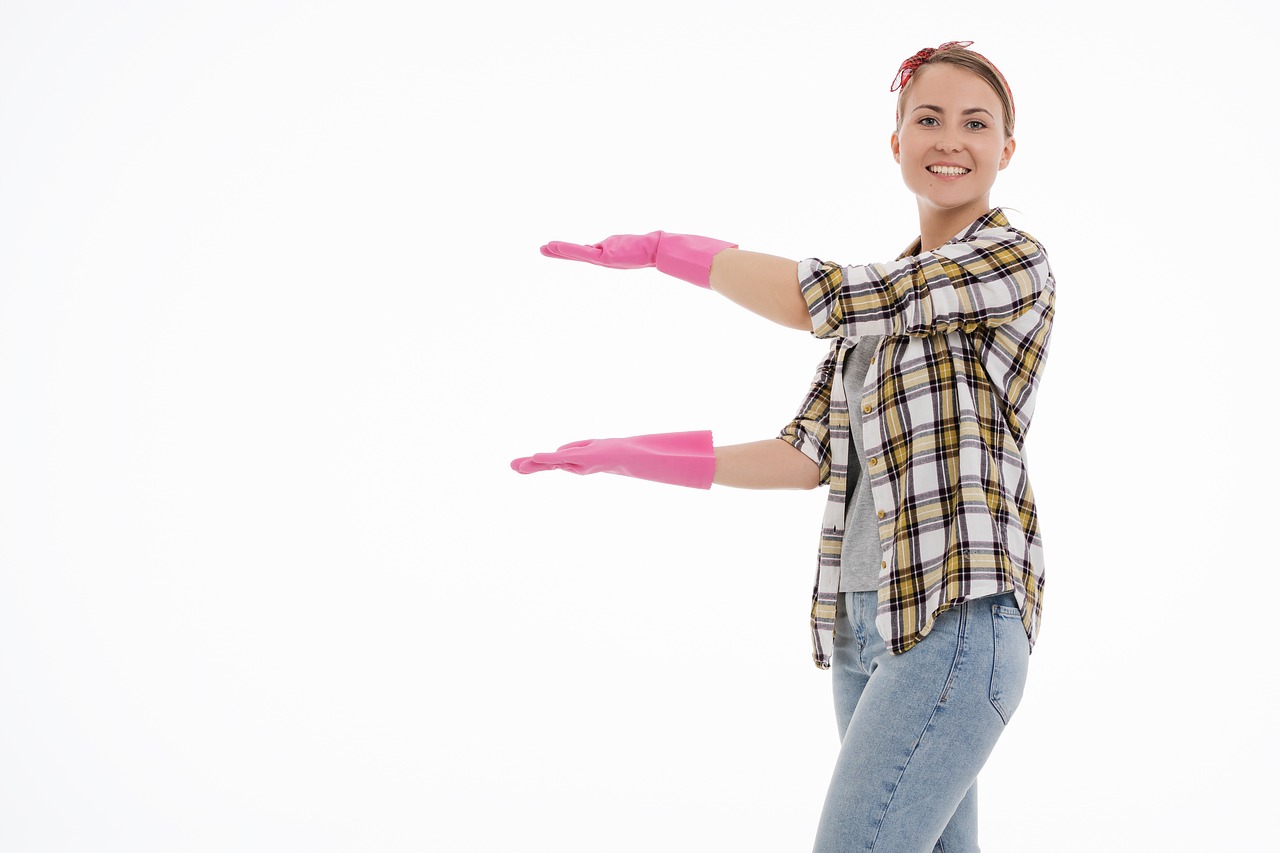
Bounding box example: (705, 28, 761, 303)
(935, 129, 963, 153)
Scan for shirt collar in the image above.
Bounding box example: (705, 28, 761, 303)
(897, 208, 1009, 260)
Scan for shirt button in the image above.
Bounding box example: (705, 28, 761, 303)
(869, 457, 878, 466)
(862, 404, 872, 414)
(877, 510, 885, 519)
(881, 561, 887, 569)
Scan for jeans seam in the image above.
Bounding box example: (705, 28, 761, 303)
(868, 603, 969, 852)
(989, 607, 1015, 725)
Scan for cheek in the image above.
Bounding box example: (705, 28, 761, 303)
(897, 138, 924, 165)
(978, 144, 1005, 170)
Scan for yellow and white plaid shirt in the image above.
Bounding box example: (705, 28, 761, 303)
(779, 209, 1055, 667)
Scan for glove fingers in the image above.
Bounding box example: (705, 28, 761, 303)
(510, 456, 539, 473)
(541, 242, 602, 263)
(514, 453, 558, 474)
(511, 453, 585, 475)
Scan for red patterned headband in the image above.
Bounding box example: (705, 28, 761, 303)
(890, 40, 975, 92)
(890, 40, 1014, 126)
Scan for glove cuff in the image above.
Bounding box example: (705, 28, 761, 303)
(654, 233, 738, 289)
(623, 429, 716, 489)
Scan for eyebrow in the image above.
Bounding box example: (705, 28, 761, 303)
(912, 104, 996, 118)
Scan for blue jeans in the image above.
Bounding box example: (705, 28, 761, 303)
(812, 591, 1029, 853)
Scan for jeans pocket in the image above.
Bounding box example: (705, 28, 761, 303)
(989, 601, 1030, 725)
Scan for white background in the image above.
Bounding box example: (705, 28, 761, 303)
(2, 1, 1276, 850)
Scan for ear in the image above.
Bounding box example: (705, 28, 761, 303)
(890, 131, 901, 164)
(998, 136, 1016, 170)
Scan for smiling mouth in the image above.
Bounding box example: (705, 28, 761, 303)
(927, 165, 971, 176)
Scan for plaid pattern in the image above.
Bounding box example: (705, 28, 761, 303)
(779, 209, 1055, 667)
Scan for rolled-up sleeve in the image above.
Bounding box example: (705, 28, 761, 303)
(799, 226, 1050, 339)
(777, 343, 837, 486)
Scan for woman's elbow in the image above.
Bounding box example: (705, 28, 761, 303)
(781, 295, 813, 331)
(785, 313, 813, 332)
(795, 460, 822, 490)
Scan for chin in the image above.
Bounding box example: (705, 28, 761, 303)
(917, 195, 983, 211)
(918, 185, 996, 210)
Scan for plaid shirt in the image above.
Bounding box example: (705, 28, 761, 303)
(779, 209, 1055, 667)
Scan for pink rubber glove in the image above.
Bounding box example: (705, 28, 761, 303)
(510, 430, 715, 489)
(540, 231, 737, 289)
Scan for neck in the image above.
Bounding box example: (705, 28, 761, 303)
(915, 196, 992, 252)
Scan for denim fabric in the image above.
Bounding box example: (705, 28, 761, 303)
(813, 591, 1029, 853)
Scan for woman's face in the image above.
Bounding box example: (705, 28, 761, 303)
(890, 63, 1015, 217)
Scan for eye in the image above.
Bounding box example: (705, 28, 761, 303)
(966, 120, 987, 130)
(918, 116, 940, 127)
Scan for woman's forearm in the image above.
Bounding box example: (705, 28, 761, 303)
(713, 439, 821, 490)
(708, 249, 812, 331)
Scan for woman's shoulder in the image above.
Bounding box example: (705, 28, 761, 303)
(974, 208, 1048, 253)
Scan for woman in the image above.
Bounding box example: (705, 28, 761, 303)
(512, 42, 1055, 853)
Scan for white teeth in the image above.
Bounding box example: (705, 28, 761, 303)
(928, 165, 970, 176)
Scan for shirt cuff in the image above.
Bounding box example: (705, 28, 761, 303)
(778, 432, 829, 486)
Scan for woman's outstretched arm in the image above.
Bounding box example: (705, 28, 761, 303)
(510, 432, 820, 491)
(714, 439, 820, 490)
(708, 249, 810, 331)
(539, 231, 811, 331)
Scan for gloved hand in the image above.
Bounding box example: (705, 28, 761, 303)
(510, 430, 715, 490)
(540, 231, 737, 289)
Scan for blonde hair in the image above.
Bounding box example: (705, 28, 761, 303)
(894, 47, 1015, 138)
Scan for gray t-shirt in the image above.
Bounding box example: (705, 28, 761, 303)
(839, 336, 885, 592)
